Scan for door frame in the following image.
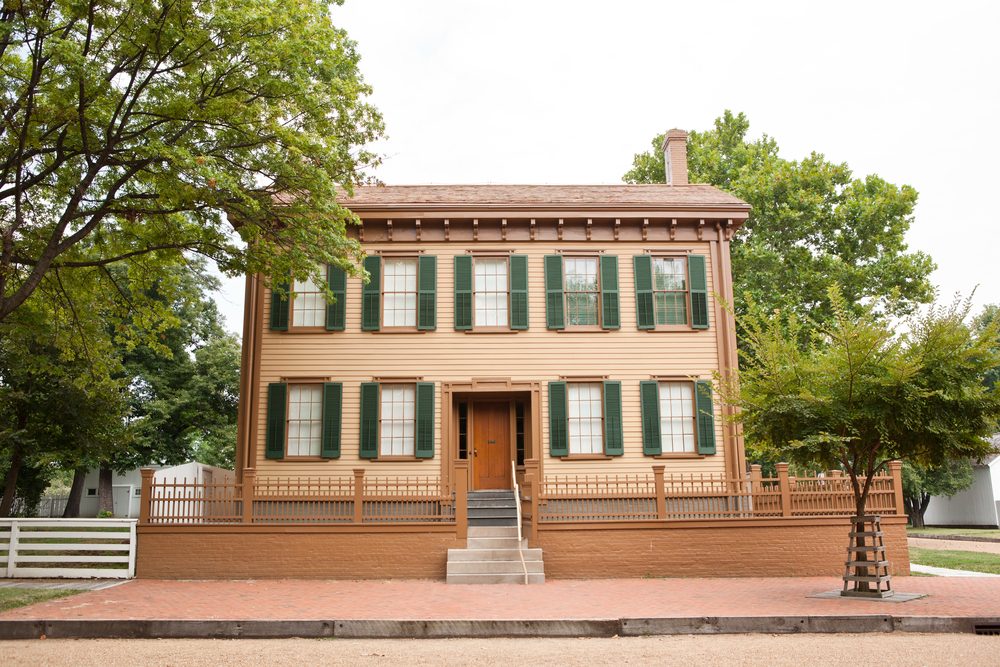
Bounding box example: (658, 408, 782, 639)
(441, 380, 542, 496)
(471, 400, 514, 490)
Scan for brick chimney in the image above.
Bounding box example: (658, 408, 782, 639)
(662, 129, 688, 185)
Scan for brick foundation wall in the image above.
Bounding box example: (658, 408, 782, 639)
(137, 527, 462, 579)
(537, 517, 910, 578)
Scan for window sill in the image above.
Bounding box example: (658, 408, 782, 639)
(558, 454, 614, 461)
(280, 327, 332, 334)
(372, 456, 430, 462)
(462, 328, 521, 335)
(277, 456, 330, 462)
(554, 327, 613, 333)
(368, 329, 431, 334)
(642, 326, 704, 332)
(653, 453, 706, 459)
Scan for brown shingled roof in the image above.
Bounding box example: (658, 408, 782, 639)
(338, 184, 749, 211)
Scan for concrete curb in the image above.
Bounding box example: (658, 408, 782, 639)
(1, 615, 999, 639)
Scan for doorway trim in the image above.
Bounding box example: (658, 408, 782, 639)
(441, 379, 542, 496)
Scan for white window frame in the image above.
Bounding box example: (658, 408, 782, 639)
(291, 275, 326, 328)
(567, 382, 604, 455)
(658, 381, 696, 453)
(382, 258, 419, 328)
(473, 257, 510, 328)
(286, 383, 324, 457)
(379, 383, 416, 457)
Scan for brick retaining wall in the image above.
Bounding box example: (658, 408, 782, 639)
(537, 516, 910, 578)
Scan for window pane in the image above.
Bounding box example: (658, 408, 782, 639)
(383, 259, 418, 327)
(292, 276, 325, 327)
(566, 293, 598, 326)
(287, 384, 323, 456)
(474, 258, 509, 327)
(380, 384, 416, 456)
(564, 258, 598, 291)
(658, 382, 695, 453)
(654, 293, 687, 325)
(568, 382, 603, 455)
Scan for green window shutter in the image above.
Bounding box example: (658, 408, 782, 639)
(265, 383, 287, 460)
(359, 382, 379, 459)
(548, 381, 568, 457)
(688, 254, 709, 330)
(417, 256, 437, 331)
(602, 381, 623, 456)
(269, 281, 289, 331)
(695, 380, 717, 455)
(453, 255, 473, 330)
(600, 255, 620, 330)
(415, 382, 435, 459)
(633, 256, 654, 330)
(326, 265, 347, 331)
(640, 380, 662, 456)
(321, 382, 342, 458)
(544, 255, 565, 330)
(510, 255, 529, 330)
(361, 256, 381, 331)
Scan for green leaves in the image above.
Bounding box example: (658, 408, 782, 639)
(623, 110, 936, 327)
(1, 0, 383, 324)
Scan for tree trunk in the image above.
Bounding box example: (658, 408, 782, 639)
(915, 492, 932, 529)
(62, 467, 88, 518)
(0, 442, 24, 517)
(97, 464, 114, 515)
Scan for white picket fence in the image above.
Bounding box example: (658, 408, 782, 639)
(0, 518, 136, 579)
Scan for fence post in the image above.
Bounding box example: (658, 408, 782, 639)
(454, 460, 468, 540)
(652, 465, 667, 520)
(139, 468, 154, 525)
(241, 468, 256, 524)
(6, 520, 18, 577)
(353, 468, 365, 524)
(889, 460, 904, 516)
(776, 462, 792, 517)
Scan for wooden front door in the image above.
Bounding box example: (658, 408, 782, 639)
(473, 402, 511, 490)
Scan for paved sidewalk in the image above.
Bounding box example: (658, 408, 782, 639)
(909, 563, 1000, 577)
(1, 577, 998, 623)
(909, 537, 1000, 555)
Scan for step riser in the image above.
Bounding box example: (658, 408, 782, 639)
(467, 502, 518, 509)
(466, 537, 525, 550)
(467, 526, 519, 538)
(467, 493, 516, 500)
(448, 548, 543, 561)
(468, 519, 519, 527)
(446, 573, 545, 585)
(447, 561, 545, 575)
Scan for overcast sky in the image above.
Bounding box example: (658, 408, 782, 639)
(214, 0, 1000, 335)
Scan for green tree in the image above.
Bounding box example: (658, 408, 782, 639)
(624, 111, 936, 326)
(974, 304, 1000, 390)
(1, 0, 382, 327)
(720, 289, 1000, 592)
(901, 460, 975, 529)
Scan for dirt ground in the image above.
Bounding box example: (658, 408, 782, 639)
(2, 634, 999, 666)
(908, 537, 1000, 555)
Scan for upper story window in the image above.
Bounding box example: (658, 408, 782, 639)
(362, 255, 436, 332)
(653, 257, 688, 326)
(291, 277, 325, 327)
(544, 255, 620, 331)
(634, 254, 709, 331)
(563, 258, 600, 326)
(383, 258, 418, 328)
(474, 258, 509, 327)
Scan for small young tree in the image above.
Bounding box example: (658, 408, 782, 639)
(720, 289, 1000, 592)
(901, 459, 975, 529)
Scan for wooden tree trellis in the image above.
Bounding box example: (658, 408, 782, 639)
(842, 515, 893, 598)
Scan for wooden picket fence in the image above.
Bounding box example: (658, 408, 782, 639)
(0, 518, 136, 579)
(140, 469, 454, 525)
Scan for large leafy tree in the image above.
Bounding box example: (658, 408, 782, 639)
(1, 0, 382, 326)
(721, 289, 1000, 591)
(624, 111, 936, 326)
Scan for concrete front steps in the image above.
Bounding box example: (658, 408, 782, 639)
(446, 525, 545, 584)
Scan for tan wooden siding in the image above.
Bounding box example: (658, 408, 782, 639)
(254, 240, 729, 479)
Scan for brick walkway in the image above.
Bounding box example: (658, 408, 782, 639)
(1, 577, 998, 622)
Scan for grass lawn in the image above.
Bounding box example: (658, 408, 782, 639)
(0, 588, 80, 613)
(908, 527, 1000, 539)
(908, 547, 1000, 574)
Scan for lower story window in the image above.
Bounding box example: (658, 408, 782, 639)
(568, 382, 603, 454)
(659, 381, 695, 453)
(380, 383, 415, 456)
(287, 384, 323, 456)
